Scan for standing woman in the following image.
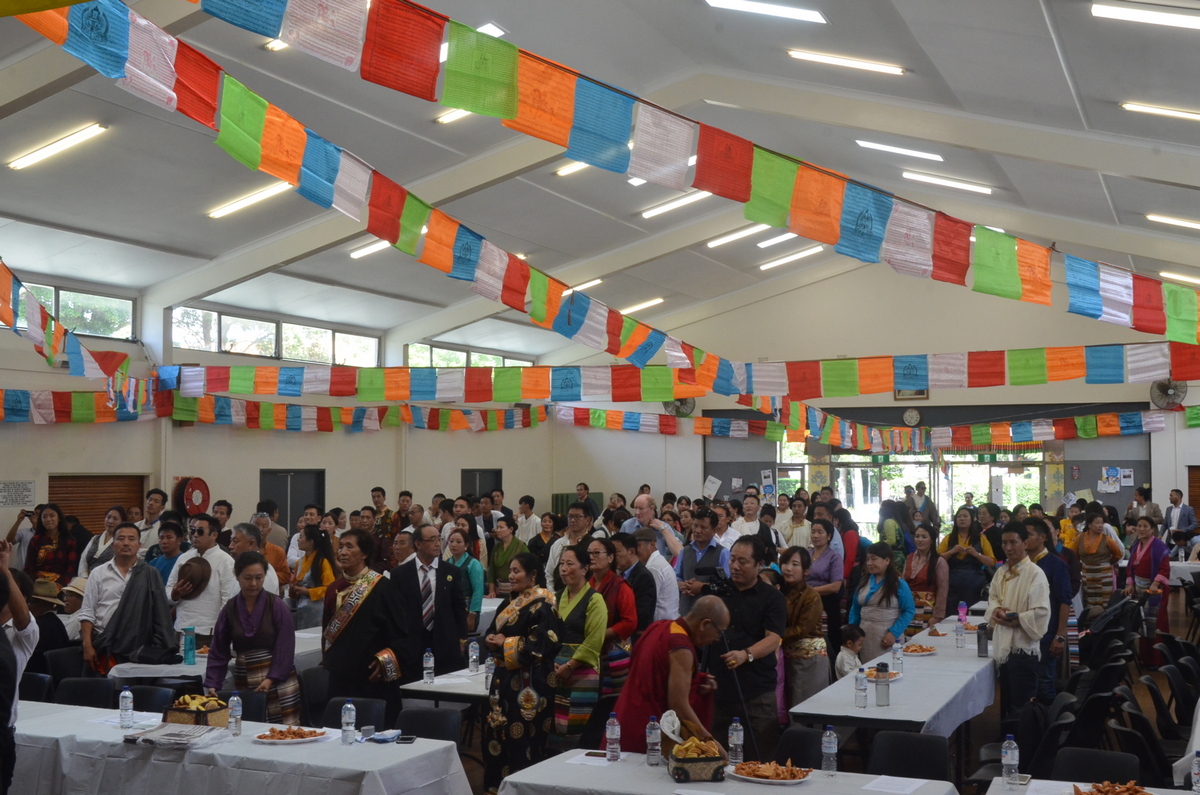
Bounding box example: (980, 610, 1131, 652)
(79, 506, 126, 577)
(876, 501, 911, 574)
(938, 508, 995, 610)
(849, 542, 916, 663)
(806, 519, 845, 666)
(780, 546, 828, 707)
(482, 552, 562, 789)
(528, 513, 563, 569)
(289, 524, 338, 629)
(586, 537, 637, 698)
(1124, 517, 1170, 661)
(205, 551, 300, 725)
(904, 525, 949, 634)
(446, 523, 485, 633)
(979, 503, 1005, 564)
(24, 503, 78, 586)
(552, 546, 606, 744)
(1075, 511, 1125, 620)
(487, 516, 529, 599)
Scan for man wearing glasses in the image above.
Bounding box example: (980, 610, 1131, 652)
(164, 513, 236, 648)
(546, 501, 605, 592)
(390, 525, 467, 677)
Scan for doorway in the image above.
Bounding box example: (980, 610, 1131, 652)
(49, 475, 145, 535)
(259, 470, 325, 536)
(461, 469, 502, 499)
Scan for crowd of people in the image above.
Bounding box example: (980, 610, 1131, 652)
(1, 478, 1192, 794)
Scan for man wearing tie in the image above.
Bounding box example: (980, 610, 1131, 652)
(391, 524, 468, 679)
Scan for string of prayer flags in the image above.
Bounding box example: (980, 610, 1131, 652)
(564, 79, 635, 173)
(201, 0, 287, 38)
(440, 21, 519, 118)
(65, 0, 130, 79)
(360, 0, 445, 100)
(214, 74, 269, 169)
(279, 0, 371, 71)
(745, 148, 798, 228)
(1132, 274, 1167, 335)
(971, 227, 1022, 301)
(3, 0, 90, 15)
(834, 184, 893, 263)
(627, 105, 694, 191)
(1163, 281, 1200, 345)
(259, 105, 307, 184)
(173, 43, 222, 129)
(879, 203, 935, 278)
(501, 51, 577, 146)
(297, 130, 341, 208)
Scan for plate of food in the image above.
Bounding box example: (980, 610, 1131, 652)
(252, 727, 330, 745)
(903, 644, 936, 656)
(865, 669, 902, 681)
(195, 645, 210, 656)
(726, 761, 812, 785)
(964, 623, 979, 632)
(1073, 782, 1150, 795)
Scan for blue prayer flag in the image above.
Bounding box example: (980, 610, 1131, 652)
(297, 130, 341, 209)
(1064, 256, 1103, 319)
(201, 0, 287, 37)
(449, 225, 484, 281)
(835, 184, 894, 263)
(550, 367, 582, 402)
(66, 0, 130, 79)
(893, 355, 929, 391)
(565, 80, 635, 173)
(552, 293, 591, 340)
(410, 369, 437, 401)
(278, 367, 304, 397)
(1085, 345, 1125, 384)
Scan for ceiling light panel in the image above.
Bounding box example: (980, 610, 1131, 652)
(1092, 1, 1200, 30)
(788, 50, 905, 75)
(902, 171, 993, 194)
(9, 124, 106, 170)
(855, 140, 943, 161)
(704, 0, 826, 23)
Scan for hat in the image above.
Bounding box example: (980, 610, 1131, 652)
(632, 528, 657, 544)
(30, 579, 64, 607)
(62, 577, 87, 598)
(175, 557, 212, 600)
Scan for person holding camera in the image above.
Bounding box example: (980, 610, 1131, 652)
(675, 508, 730, 614)
(707, 535, 786, 762)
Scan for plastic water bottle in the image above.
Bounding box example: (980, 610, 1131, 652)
(228, 691, 242, 736)
(423, 648, 435, 684)
(854, 668, 868, 708)
(605, 712, 621, 761)
(892, 641, 904, 674)
(958, 600, 968, 623)
(468, 639, 480, 674)
(341, 699, 356, 745)
(874, 663, 890, 707)
(955, 618, 966, 649)
(1002, 734, 1019, 790)
(728, 717, 744, 765)
(484, 656, 496, 689)
(119, 686, 134, 729)
(821, 725, 837, 777)
(182, 627, 196, 666)
(1190, 750, 1200, 794)
(645, 716, 661, 766)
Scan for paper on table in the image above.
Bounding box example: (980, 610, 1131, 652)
(92, 712, 161, 727)
(434, 677, 471, 685)
(295, 632, 321, 638)
(564, 751, 632, 766)
(861, 776, 927, 794)
(676, 790, 723, 795)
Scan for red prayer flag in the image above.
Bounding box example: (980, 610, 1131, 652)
(967, 350, 1006, 388)
(52, 392, 72, 423)
(206, 366, 231, 393)
(931, 213, 972, 286)
(660, 415, 677, 435)
(611, 366, 642, 402)
(786, 361, 822, 401)
(366, 171, 406, 245)
(605, 310, 624, 355)
(155, 389, 174, 418)
(950, 426, 972, 447)
(330, 367, 358, 396)
(427, 408, 441, 430)
(1053, 418, 1077, 440)
(573, 407, 590, 426)
(748, 420, 767, 436)
(1132, 274, 1167, 335)
(316, 407, 333, 432)
(464, 368, 493, 402)
(735, 394, 754, 407)
(361, 0, 445, 101)
(501, 255, 530, 312)
(1170, 341, 1200, 380)
(692, 123, 752, 203)
(174, 42, 222, 130)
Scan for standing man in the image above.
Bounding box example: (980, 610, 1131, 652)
(229, 524, 281, 596)
(634, 528, 680, 621)
(491, 489, 514, 521)
(390, 525, 467, 677)
(254, 500, 289, 550)
(676, 508, 731, 615)
(1025, 519, 1071, 704)
(1165, 489, 1198, 540)
(515, 496, 540, 544)
(905, 482, 941, 531)
(988, 523, 1050, 716)
(211, 500, 233, 551)
(546, 502, 603, 592)
(369, 488, 396, 566)
(147, 523, 185, 582)
(622, 494, 683, 560)
(165, 514, 237, 649)
(393, 491, 414, 535)
(79, 524, 140, 670)
(287, 504, 323, 567)
(575, 483, 599, 519)
(1124, 487, 1163, 534)
(136, 489, 168, 553)
(612, 533, 656, 637)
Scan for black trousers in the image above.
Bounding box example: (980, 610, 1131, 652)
(1, 724, 14, 795)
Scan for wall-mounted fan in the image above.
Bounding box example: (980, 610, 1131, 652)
(662, 398, 696, 417)
(1150, 379, 1188, 410)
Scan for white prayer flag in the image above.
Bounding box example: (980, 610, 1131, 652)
(639, 414, 660, 434)
(179, 367, 206, 397)
(471, 242, 508, 303)
(332, 151, 372, 221)
(930, 427, 952, 448)
(730, 419, 749, 438)
(663, 337, 690, 369)
(435, 369, 465, 402)
(29, 391, 54, 424)
(1098, 264, 1133, 327)
(302, 366, 331, 394)
(466, 411, 485, 432)
(555, 406, 575, 424)
(117, 11, 179, 110)
(362, 407, 381, 431)
(627, 106, 695, 191)
(231, 399, 247, 427)
(751, 363, 788, 397)
(581, 367, 612, 400)
(280, 0, 370, 71)
(928, 353, 967, 390)
(730, 362, 749, 395)
(1031, 419, 1055, 441)
(1125, 343, 1170, 383)
(573, 300, 610, 352)
(1141, 411, 1166, 433)
(871, 429, 884, 453)
(23, 290, 43, 349)
(301, 405, 318, 432)
(879, 202, 934, 279)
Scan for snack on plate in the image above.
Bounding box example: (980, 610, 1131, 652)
(670, 736, 723, 758)
(171, 695, 226, 712)
(928, 629, 946, 636)
(196, 646, 210, 655)
(1073, 782, 1150, 795)
(865, 669, 901, 680)
(964, 623, 979, 632)
(256, 726, 326, 741)
(734, 761, 812, 781)
(903, 644, 936, 654)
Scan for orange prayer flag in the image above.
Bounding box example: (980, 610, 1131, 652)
(384, 368, 410, 400)
(530, 278, 568, 330)
(18, 7, 68, 45)
(449, 410, 469, 431)
(1096, 413, 1121, 436)
(605, 410, 624, 431)
(274, 404, 288, 427)
(1016, 239, 1052, 306)
(1045, 346, 1086, 381)
(399, 405, 413, 424)
(259, 105, 306, 185)
(617, 323, 653, 358)
(501, 51, 576, 147)
(521, 367, 551, 399)
(340, 407, 355, 425)
(857, 357, 894, 394)
(672, 370, 707, 399)
(93, 392, 116, 423)
(417, 210, 460, 274)
(198, 396, 217, 424)
(990, 422, 1011, 446)
(694, 352, 720, 390)
(789, 164, 846, 246)
(254, 367, 279, 394)
(786, 429, 806, 442)
(693, 417, 713, 435)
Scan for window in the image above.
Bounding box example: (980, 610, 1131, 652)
(335, 333, 378, 367)
(779, 441, 808, 464)
(409, 342, 532, 368)
(431, 347, 467, 367)
(407, 343, 431, 367)
(15, 283, 53, 328)
(172, 307, 219, 352)
(58, 290, 133, 339)
(505, 357, 534, 367)
(470, 352, 503, 367)
(221, 315, 276, 356)
(282, 323, 333, 363)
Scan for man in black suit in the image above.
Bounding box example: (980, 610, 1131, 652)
(390, 524, 468, 679)
(612, 532, 655, 639)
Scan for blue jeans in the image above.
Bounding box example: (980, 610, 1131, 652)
(1001, 650, 1040, 717)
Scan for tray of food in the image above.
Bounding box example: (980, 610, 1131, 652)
(668, 737, 726, 782)
(903, 644, 936, 656)
(164, 695, 228, 727)
(1073, 783, 1150, 795)
(726, 761, 812, 785)
(253, 727, 330, 745)
(964, 623, 979, 632)
(865, 669, 902, 680)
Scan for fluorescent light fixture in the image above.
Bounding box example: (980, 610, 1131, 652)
(688, 155, 698, 166)
(760, 245, 824, 270)
(9, 124, 106, 170)
(439, 42, 449, 62)
(902, 171, 992, 194)
(1123, 101, 1200, 122)
(421, 225, 428, 234)
(1161, 270, 1200, 286)
(704, 0, 826, 22)
(515, 253, 527, 260)
(788, 50, 904, 75)
(264, 38, 288, 51)
(208, 181, 291, 218)
(707, 224, 771, 248)
(476, 22, 506, 37)
(1148, 213, 1200, 230)
(562, 278, 603, 296)
(855, 140, 943, 161)
(1092, 1, 1200, 30)
(641, 190, 712, 219)
(985, 226, 1005, 233)
(757, 232, 798, 248)
(350, 240, 391, 259)
(627, 177, 647, 186)
(436, 108, 472, 124)
(556, 161, 589, 176)
(620, 298, 664, 314)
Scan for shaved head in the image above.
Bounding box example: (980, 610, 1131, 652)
(686, 595, 730, 630)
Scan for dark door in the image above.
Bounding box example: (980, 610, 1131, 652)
(461, 469, 502, 498)
(260, 469, 326, 537)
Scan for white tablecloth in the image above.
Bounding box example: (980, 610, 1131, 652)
(109, 629, 324, 680)
(399, 668, 490, 704)
(997, 778, 1177, 795)
(500, 751, 957, 795)
(478, 598, 502, 635)
(790, 619, 995, 736)
(14, 701, 471, 795)
(1116, 559, 1200, 586)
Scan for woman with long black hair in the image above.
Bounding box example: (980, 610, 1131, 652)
(938, 507, 995, 610)
(904, 524, 949, 634)
(805, 518, 844, 666)
(24, 503, 78, 586)
(79, 506, 127, 577)
(849, 542, 916, 663)
(780, 546, 829, 706)
(289, 522, 339, 629)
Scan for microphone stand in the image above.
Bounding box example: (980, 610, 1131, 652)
(720, 632, 761, 762)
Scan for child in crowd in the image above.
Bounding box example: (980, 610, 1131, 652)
(835, 625, 866, 680)
(1170, 531, 1191, 562)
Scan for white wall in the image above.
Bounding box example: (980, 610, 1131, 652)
(1150, 412, 1200, 500)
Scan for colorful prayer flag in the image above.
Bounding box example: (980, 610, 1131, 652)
(628, 105, 694, 191)
(1163, 281, 1200, 345)
(789, 165, 844, 245)
(1131, 274, 1167, 335)
(441, 21, 519, 118)
(879, 202, 934, 279)
(214, 74, 268, 170)
(366, 171, 405, 245)
(835, 184, 893, 263)
(280, 0, 370, 71)
(1015, 240, 1052, 306)
(745, 147, 798, 228)
(564, 79, 635, 173)
(259, 105, 307, 184)
(297, 129, 341, 208)
(692, 124, 752, 202)
(501, 51, 577, 146)
(360, 0, 444, 100)
(931, 213, 971, 286)
(201, 0, 287, 37)
(971, 227, 1021, 301)
(65, 0, 130, 79)
(174, 43, 222, 130)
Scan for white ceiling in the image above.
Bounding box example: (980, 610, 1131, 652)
(5, 0, 1200, 364)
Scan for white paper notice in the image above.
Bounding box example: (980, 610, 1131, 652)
(565, 751, 631, 766)
(433, 677, 470, 685)
(703, 475, 721, 500)
(295, 632, 321, 638)
(861, 776, 927, 795)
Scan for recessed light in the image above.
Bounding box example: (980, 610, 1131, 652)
(902, 171, 992, 194)
(758, 232, 798, 248)
(856, 140, 943, 161)
(9, 124, 106, 170)
(422, 225, 428, 234)
(208, 182, 292, 218)
(704, 0, 826, 23)
(788, 50, 905, 75)
(760, 245, 824, 270)
(1148, 213, 1200, 231)
(436, 109, 472, 124)
(621, 298, 664, 314)
(1161, 270, 1200, 286)
(264, 39, 288, 51)
(1092, 1, 1200, 30)
(707, 224, 771, 248)
(688, 155, 698, 166)
(440, 42, 449, 62)
(556, 161, 589, 176)
(351, 240, 391, 259)
(628, 177, 647, 186)
(1123, 102, 1200, 122)
(476, 22, 506, 37)
(562, 279, 603, 296)
(514, 253, 527, 260)
(641, 191, 712, 219)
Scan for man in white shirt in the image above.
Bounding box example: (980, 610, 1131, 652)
(78, 524, 140, 669)
(988, 523, 1050, 717)
(211, 499, 234, 550)
(229, 524, 280, 596)
(711, 504, 739, 550)
(0, 539, 38, 731)
(736, 494, 764, 537)
(1165, 489, 1198, 539)
(547, 502, 606, 591)
(135, 488, 168, 552)
(633, 529, 679, 621)
(287, 504, 322, 567)
(4, 508, 36, 578)
(165, 515, 236, 646)
(515, 496, 541, 544)
(59, 577, 86, 641)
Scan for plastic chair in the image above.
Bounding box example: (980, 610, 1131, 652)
(1064, 666, 1091, 697)
(866, 731, 952, 782)
(1112, 684, 1137, 708)
(1162, 664, 1197, 720)
(298, 667, 329, 728)
(1119, 702, 1187, 768)
(774, 726, 824, 768)
(1062, 692, 1114, 750)
(969, 713, 1078, 786)
(1181, 657, 1200, 692)
(321, 697, 386, 731)
(53, 677, 114, 709)
(1154, 642, 1181, 669)
(1051, 747, 1139, 785)
(129, 686, 175, 713)
(1047, 691, 1077, 722)
(216, 690, 267, 723)
(1140, 675, 1187, 740)
(44, 647, 84, 687)
(19, 672, 52, 703)
(1107, 718, 1168, 787)
(395, 707, 461, 746)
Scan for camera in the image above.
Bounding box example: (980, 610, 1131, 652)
(694, 566, 736, 599)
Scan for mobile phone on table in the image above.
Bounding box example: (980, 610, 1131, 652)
(395, 735, 417, 744)
(584, 751, 607, 758)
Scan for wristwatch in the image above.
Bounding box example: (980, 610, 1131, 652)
(1054, 635, 1066, 643)
(745, 649, 755, 663)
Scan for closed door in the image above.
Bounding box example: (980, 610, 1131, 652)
(259, 470, 325, 536)
(49, 475, 145, 535)
(461, 469, 502, 498)
(1189, 466, 1200, 510)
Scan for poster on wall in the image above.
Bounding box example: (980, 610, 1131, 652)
(731, 477, 744, 495)
(1099, 467, 1121, 493)
(0, 481, 34, 507)
(702, 475, 721, 500)
(1120, 469, 1134, 487)
(760, 469, 775, 496)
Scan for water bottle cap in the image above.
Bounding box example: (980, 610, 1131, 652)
(232, 690, 239, 696)
(859, 667, 865, 672)
(426, 648, 432, 653)
(122, 685, 129, 691)
(1006, 734, 1014, 740)
(732, 717, 740, 723)
(609, 712, 617, 718)
(650, 716, 657, 721)
(346, 698, 353, 703)
(825, 725, 833, 730)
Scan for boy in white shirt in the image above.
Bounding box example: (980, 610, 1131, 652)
(835, 625, 865, 680)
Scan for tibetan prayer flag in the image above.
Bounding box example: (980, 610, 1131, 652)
(501, 51, 576, 146)
(1131, 274, 1167, 335)
(627, 328, 666, 369)
(835, 184, 893, 263)
(565, 79, 635, 173)
(441, 21, 519, 118)
(552, 292, 591, 339)
(215, 74, 268, 170)
(1099, 264, 1134, 326)
(17, 7, 68, 44)
(1163, 281, 1200, 345)
(472, 241, 508, 303)
(418, 210, 459, 274)
(410, 369, 436, 401)
(582, 367, 613, 400)
(1097, 413, 1121, 437)
(612, 366, 642, 402)
(1016, 240, 1052, 305)
(967, 350, 1005, 388)
(297, 130, 341, 208)
(436, 369, 465, 402)
(197, 396, 216, 425)
(692, 123, 752, 202)
(383, 368, 409, 400)
(1075, 415, 1098, 439)
(821, 359, 859, 398)
(228, 366, 255, 394)
(628, 105, 694, 191)
(879, 202, 934, 278)
(1126, 342, 1170, 383)
(174, 43, 221, 130)
(1118, 412, 1143, 435)
(1172, 341, 1200, 380)
(449, 225, 484, 281)
(3, 391, 28, 423)
(65, 0, 130, 79)
(285, 404, 302, 431)
(259, 105, 306, 184)
(1085, 345, 1125, 384)
(550, 367, 582, 402)
(361, 0, 444, 100)
(641, 367, 674, 402)
(70, 392, 95, 423)
(94, 392, 116, 423)
(397, 193, 431, 256)
(117, 12, 178, 111)
(521, 367, 550, 400)
(745, 147, 798, 228)
(858, 357, 893, 394)
(1011, 422, 1033, 443)
(789, 165, 844, 246)
(1142, 411, 1165, 434)
(179, 366, 206, 397)
(492, 368, 521, 402)
(529, 273, 567, 329)
(693, 417, 713, 435)
(501, 255, 530, 311)
(969, 424, 991, 446)
(1187, 407, 1200, 429)
(1045, 346, 1086, 381)
(356, 368, 384, 401)
(332, 150, 372, 221)
(1065, 255, 1102, 319)
(280, 0, 370, 71)
(253, 367, 279, 394)
(464, 368, 492, 402)
(201, 0, 286, 37)
(971, 227, 1021, 301)
(786, 361, 821, 400)
(301, 366, 328, 394)
(172, 395, 198, 423)
(366, 171, 405, 245)
(329, 367, 357, 396)
(1052, 418, 1076, 440)
(1007, 348, 1048, 386)
(990, 423, 1010, 446)
(893, 355, 928, 391)
(931, 213, 972, 286)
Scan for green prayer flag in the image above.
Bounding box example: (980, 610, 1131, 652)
(2, 0, 90, 15)
(765, 421, 785, 442)
(970, 424, 990, 446)
(215, 74, 268, 170)
(228, 366, 255, 394)
(492, 368, 522, 402)
(71, 392, 95, 423)
(530, 407, 540, 427)
(1186, 406, 1200, 429)
(745, 147, 798, 228)
(439, 409, 450, 431)
(441, 21, 519, 119)
(971, 226, 1022, 301)
(641, 366, 674, 402)
(589, 409, 606, 428)
(821, 359, 859, 398)
(173, 396, 199, 422)
(819, 417, 834, 444)
(357, 368, 385, 401)
(396, 194, 432, 256)
(1163, 282, 1199, 345)
(1075, 415, 1098, 439)
(384, 406, 401, 427)
(528, 270, 549, 323)
(486, 411, 498, 431)
(619, 316, 639, 346)
(1007, 348, 1048, 385)
(259, 404, 275, 430)
(786, 402, 801, 431)
(330, 408, 341, 430)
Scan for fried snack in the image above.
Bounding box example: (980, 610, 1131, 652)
(256, 726, 327, 741)
(196, 646, 210, 655)
(964, 623, 979, 632)
(171, 694, 227, 712)
(670, 736, 723, 758)
(903, 644, 936, 654)
(734, 761, 812, 781)
(865, 669, 901, 680)
(1073, 782, 1151, 795)
(928, 629, 947, 636)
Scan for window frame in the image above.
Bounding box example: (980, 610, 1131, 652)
(17, 282, 137, 342)
(172, 305, 381, 367)
(405, 341, 538, 367)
